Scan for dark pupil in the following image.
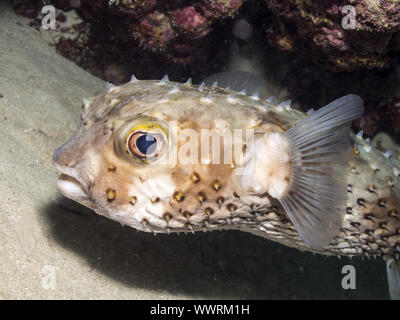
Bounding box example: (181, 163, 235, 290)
(136, 133, 157, 155)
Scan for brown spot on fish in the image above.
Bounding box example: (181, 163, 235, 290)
(197, 191, 207, 203)
(151, 196, 160, 203)
(386, 177, 394, 188)
(107, 164, 116, 172)
(368, 185, 377, 194)
(216, 196, 224, 207)
(350, 166, 359, 174)
(173, 191, 185, 202)
(363, 213, 375, 221)
(163, 212, 172, 222)
(378, 199, 387, 208)
(204, 207, 214, 216)
(130, 196, 137, 206)
(190, 172, 201, 183)
(357, 198, 366, 207)
(388, 210, 398, 218)
(106, 188, 116, 202)
(227, 203, 237, 213)
(379, 222, 388, 230)
(351, 221, 361, 228)
(183, 210, 192, 219)
(212, 180, 222, 191)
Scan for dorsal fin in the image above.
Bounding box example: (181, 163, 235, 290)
(203, 71, 262, 94)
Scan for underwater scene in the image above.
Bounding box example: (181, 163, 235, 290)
(1, 0, 400, 300)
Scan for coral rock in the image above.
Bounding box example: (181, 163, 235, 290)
(199, 0, 244, 19)
(116, 0, 157, 14)
(265, 0, 400, 71)
(171, 6, 211, 38)
(131, 10, 178, 51)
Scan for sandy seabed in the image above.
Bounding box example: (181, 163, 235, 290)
(0, 3, 390, 299)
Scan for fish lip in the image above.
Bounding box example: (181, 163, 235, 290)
(56, 174, 90, 202)
(52, 150, 92, 197)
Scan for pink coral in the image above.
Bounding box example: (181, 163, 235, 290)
(122, 0, 244, 59)
(124, 0, 244, 63)
(131, 11, 178, 51)
(171, 6, 211, 38)
(318, 27, 349, 52)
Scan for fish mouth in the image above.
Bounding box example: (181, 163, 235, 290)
(56, 174, 90, 202)
(53, 147, 94, 206)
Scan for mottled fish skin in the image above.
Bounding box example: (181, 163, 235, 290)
(53, 79, 400, 261)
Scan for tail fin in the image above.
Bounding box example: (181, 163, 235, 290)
(279, 95, 364, 249)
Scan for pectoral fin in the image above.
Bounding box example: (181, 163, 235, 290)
(279, 95, 364, 249)
(387, 258, 400, 300)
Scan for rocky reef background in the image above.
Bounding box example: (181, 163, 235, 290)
(1, 1, 397, 299)
(7, 0, 400, 137)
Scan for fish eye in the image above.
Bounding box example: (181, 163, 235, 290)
(127, 131, 165, 160)
(114, 117, 169, 163)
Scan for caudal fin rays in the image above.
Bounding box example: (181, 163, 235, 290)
(279, 94, 364, 249)
(387, 259, 400, 300)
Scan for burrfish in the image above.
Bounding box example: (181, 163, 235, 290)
(52, 73, 400, 298)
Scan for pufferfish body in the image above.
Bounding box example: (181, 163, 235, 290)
(52, 74, 400, 298)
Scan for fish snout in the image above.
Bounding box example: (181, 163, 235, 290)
(52, 143, 92, 202)
(52, 141, 79, 172)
